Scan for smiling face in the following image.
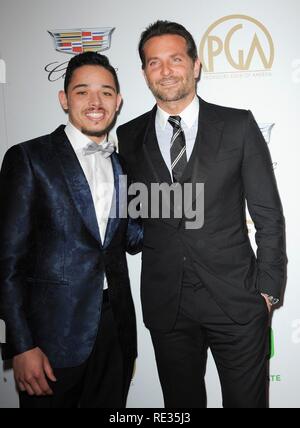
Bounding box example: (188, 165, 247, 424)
(59, 64, 122, 144)
(143, 34, 201, 112)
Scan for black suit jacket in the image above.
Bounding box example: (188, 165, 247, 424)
(0, 125, 142, 368)
(117, 98, 286, 331)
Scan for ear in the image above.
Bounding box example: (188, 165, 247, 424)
(58, 90, 68, 112)
(116, 94, 123, 112)
(194, 58, 202, 80)
(142, 69, 150, 87)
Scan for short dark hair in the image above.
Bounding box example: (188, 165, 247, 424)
(64, 52, 120, 94)
(139, 20, 198, 69)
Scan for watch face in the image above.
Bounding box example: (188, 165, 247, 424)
(268, 296, 280, 305)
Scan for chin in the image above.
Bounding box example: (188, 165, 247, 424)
(82, 127, 107, 138)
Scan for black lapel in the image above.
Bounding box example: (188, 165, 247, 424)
(103, 152, 124, 249)
(180, 97, 225, 185)
(142, 106, 173, 185)
(140, 107, 181, 228)
(179, 98, 225, 216)
(52, 125, 102, 245)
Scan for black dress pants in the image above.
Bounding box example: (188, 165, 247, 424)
(19, 291, 134, 408)
(150, 283, 270, 409)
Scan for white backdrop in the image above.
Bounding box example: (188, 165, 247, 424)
(0, 0, 300, 408)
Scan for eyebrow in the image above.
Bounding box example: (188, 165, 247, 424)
(72, 84, 116, 93)
(146, 57, 159, 64)
(102, 84, 116, 93)
(146, 53, 185, 63)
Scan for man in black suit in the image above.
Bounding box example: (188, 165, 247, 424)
(0, 52, 142, 408)
(117, 21, 286, 408)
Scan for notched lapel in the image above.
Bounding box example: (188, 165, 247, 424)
(103, 152, 123, 249)
(178, 99, 225, 217)
(181, 99, 225, 186)
(142, 107, 173, 186)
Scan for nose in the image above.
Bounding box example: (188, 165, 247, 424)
(88, 92, 102, 108)
(161, 62, 172, 77)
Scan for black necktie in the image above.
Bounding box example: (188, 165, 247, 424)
(168, 116, 188, 183)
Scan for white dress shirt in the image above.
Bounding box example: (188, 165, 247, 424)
(65, 121, 114, 290)
(155, 96, 199, 179)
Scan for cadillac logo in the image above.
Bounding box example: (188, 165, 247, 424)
(45, 27, 115, 82)
(48, 28, 114, 55)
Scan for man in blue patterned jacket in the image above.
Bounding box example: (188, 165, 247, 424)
(0, 52, 142, 408)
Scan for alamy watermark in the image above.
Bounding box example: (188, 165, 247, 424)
(108, 176, 205, 230)
(0, 59, 6, 84)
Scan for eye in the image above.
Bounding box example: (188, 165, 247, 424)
(173, 57, 182, 63)
(149, 60, 159, 67)
(77, 91, 87, 96)
(103, 92, 113, 97)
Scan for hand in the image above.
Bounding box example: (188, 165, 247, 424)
(261, 294, 272, 313)
(13, 347, 57, 396)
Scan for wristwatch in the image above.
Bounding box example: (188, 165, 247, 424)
(267, 295, 280, 306)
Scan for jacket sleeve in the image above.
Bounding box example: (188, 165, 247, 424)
(242, 111, 287, 298)
(116, 136, 144, 255)
(0, 145, 36, 359)
(126, 217, 143, 255)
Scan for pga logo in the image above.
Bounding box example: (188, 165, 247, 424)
(200, 15, 274, 74)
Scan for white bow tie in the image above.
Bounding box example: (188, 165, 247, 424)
(83, 141, 115, 158)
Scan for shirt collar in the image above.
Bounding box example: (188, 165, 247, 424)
(156, 95, 199, 130)
(65, 121, 108, 153)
